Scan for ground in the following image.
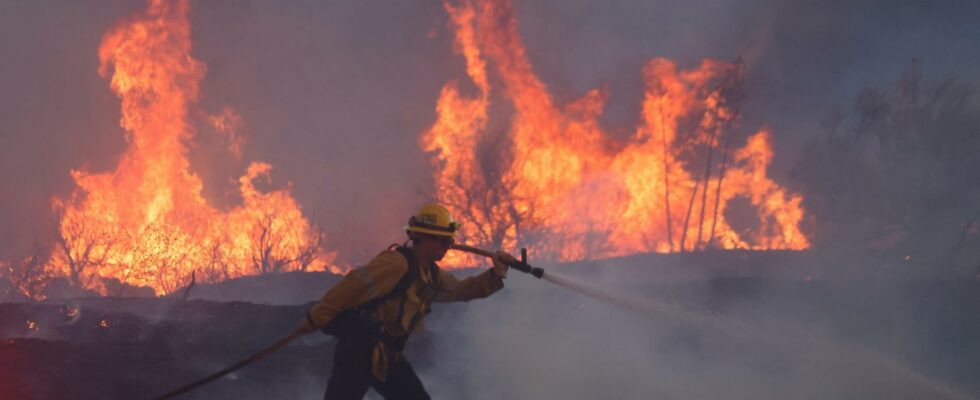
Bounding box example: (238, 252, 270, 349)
(1, 251, 978, 400)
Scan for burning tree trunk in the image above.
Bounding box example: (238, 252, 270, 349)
(181, 271, 196, 301)
(201, 236, 231, 284)
(680, 180, 701, 252)
(710, 125, 736, 246)
(657, 102, 675, 252)
(248, 212, 329, 275)
(1, 245, 53, 301)
(251, 214, 293, 275)
(296, 219, 327, 272)
(695, 116, 720, 251)
(708, 62, 745, 248)
(425, 0, 809, 264)
(51, 207, 114, 291)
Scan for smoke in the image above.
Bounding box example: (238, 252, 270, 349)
(413, 257, 978, 399)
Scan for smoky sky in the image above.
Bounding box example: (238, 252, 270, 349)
(1, 0, 978, 264)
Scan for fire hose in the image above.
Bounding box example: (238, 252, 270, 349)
(148, 244, 544, 400)
(451, 243, 545, 278)
(149, 329, 305, 400)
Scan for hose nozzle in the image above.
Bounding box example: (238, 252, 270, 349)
(508, 247, 543, 278)
(450, 244, 545, 279)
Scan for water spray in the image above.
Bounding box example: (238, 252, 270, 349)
(453, 243, 976, 400)
(451, 243, 740, 332)
(148, 244, 975, 400)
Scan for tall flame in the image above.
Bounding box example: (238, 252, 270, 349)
(424, 0, 809, 266)
(48, 0, 335, 295)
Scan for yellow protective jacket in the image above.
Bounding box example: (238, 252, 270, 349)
(306, 247, 504, 380)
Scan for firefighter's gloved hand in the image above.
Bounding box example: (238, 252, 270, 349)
(297, 317, 318, 335)
(492, 250, 515, 279)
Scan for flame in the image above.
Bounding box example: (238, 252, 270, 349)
(47, 0, 336, 295)
(208, 107, 246, 160)
(425, 0, 809, 266)
(26, 320, 37, 330)
(99, 320, 109, 329)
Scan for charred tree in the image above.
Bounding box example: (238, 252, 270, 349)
(52, 209, 114, 290)
(709, 125, 735, 246)
(794, 59, 980, 276)
(437, 125, 525, 254)
(1, 244, 53, 301)
(679, 180, 701, 252)
(202, 236, 231, 284)
(250, 214, 294, 275)
(296, 225, 326, 272)
(181, 270, 196, 301)
(695, 117, 719, 251)
(709, 62, 745, 247)
(657, 102, 675, 252)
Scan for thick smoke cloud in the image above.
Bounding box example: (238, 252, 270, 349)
(1, 0, 978, 265)
(408, 257, 978, 399)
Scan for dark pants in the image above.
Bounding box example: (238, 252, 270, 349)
(324, 334, 430, 400)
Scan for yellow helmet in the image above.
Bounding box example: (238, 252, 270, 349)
(406, 203, 459, 237)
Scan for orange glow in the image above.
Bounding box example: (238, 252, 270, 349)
(99, 320, 109, 329)
(425, 0, 809, 266)
(26, 320, 37, 330)
(48, 0, 336, 295)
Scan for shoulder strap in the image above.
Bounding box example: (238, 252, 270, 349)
(353, 246, 418, 312)
(428, 261, 441, 291)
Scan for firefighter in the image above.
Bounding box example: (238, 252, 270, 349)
(299, 203, 514, 400)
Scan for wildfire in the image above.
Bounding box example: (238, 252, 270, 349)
(46, 0, 336, 295)
(20, 0, 811, 298)
(99, 320, 109, 329)
(26, 320, 37, 331)
(424, 0, 809, 266)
